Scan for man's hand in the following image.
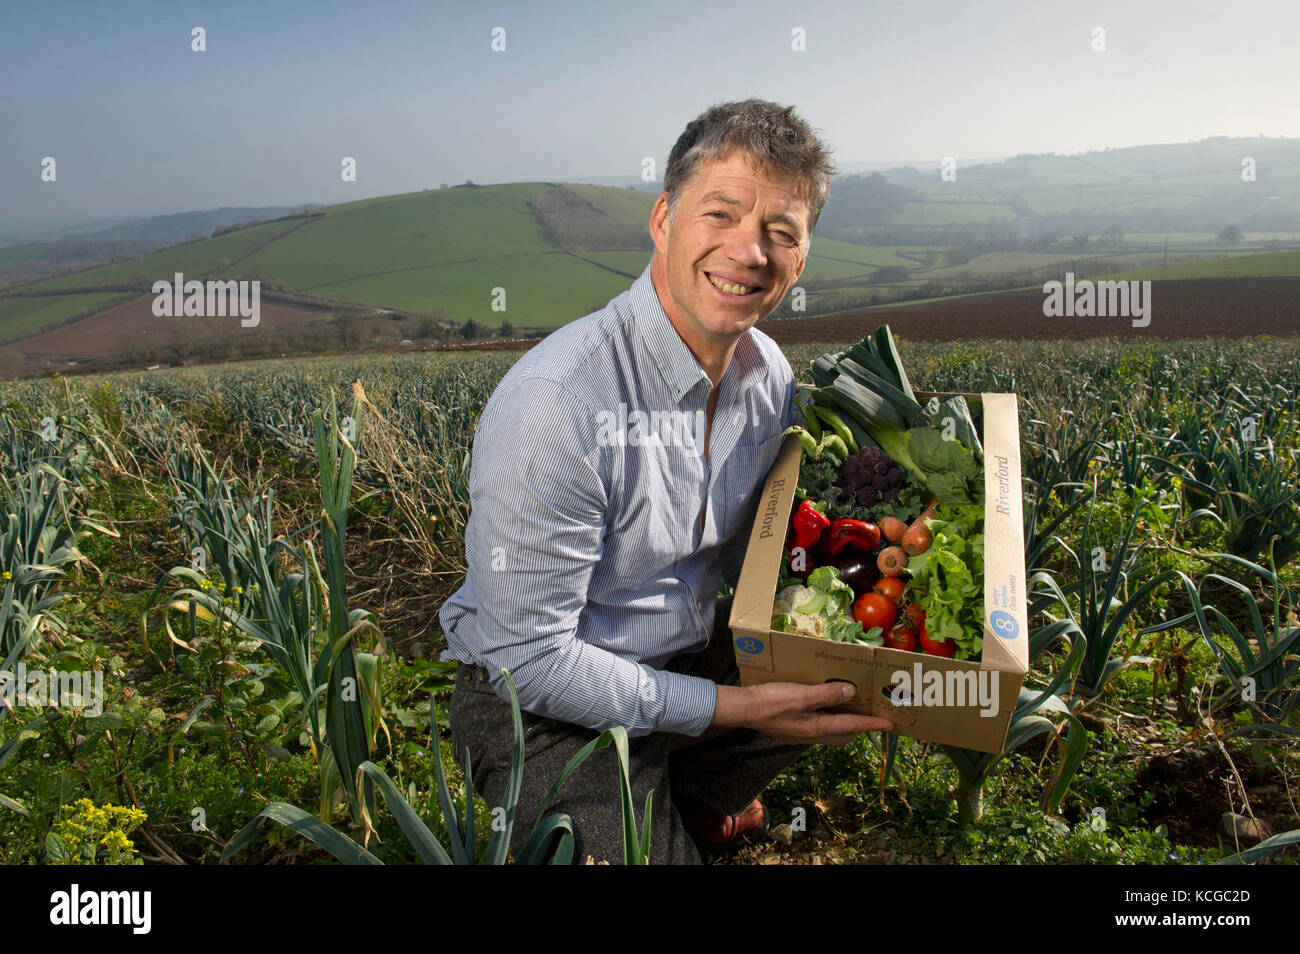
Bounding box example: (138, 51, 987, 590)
(712, 682, 894, 745)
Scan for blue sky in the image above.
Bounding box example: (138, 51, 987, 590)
(4, 0, 1299, 226)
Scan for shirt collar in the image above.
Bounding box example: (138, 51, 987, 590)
(629, 262, 769, 405)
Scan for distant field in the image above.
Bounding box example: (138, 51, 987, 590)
(1117, 232, 1300, 244)
(1097, 249, 1300, 282)
(806, 238, 923, 268)
(0, 244, 56, 267)
(765, 277, 1300, 344)
(915, 251, 1114, 279)
(891, 201, 1019, 224)
(563, 185, 655, 229)
(0, 292, 133, 342)
(29, 220, 302, 291)
(311, 252, 632, 326)
(245, 183, 554, 291)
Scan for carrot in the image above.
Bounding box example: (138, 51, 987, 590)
(877, 546, 908, 576)
(902, 519, 933, 556)
(879, 516, 907, 544)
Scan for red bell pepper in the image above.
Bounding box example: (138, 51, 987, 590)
(825, 519, 882, 556)
(790, 499, 829, 551)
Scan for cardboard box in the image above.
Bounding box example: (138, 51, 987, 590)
(729, 392, 1028, 754)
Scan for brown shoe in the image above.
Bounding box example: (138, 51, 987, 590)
(680, 798, 768, 847)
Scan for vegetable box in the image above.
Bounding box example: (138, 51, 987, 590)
(729, 392, 1028, 754)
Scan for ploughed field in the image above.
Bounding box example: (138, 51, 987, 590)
(761, 277, 1300, 345)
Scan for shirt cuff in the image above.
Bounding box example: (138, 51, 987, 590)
(649, 670, 717, 736)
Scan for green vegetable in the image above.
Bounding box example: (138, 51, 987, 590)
(810, 326, 984, 506)
(904, 504, 985, 659)
(904, 427, 983, 507)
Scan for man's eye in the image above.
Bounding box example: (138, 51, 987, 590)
(707, 211, 728, 220)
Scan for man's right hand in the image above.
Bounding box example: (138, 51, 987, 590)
(712, 682, 894, 745)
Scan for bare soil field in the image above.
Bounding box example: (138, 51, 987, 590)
(0, 293, 345, 376)
(760, 277, 1300, 344)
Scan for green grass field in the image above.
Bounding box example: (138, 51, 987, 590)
(563, 184, 656, 228)
(311, 251, 632, 326)
(28, 220, 303, 292)
(241, 184, 555, 291)
(1099, 248, 1300, 281)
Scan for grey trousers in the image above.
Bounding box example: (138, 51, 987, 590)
(448, 596, 810, 864)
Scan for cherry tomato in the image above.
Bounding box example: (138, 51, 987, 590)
(853, 593, 897, 633)
(873, 577, 906, 602)
(901, 603, 925, 633)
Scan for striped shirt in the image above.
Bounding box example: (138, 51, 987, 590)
(438, 261, 794, 737)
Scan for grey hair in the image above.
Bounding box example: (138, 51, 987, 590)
(662, 99, 835, 240)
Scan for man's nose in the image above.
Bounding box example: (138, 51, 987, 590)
(720, 217, 770, 269)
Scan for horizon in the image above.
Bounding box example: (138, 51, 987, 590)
(8, 132, 1293, 239)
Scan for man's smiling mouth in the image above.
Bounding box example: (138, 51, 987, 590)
(705, 271, 762, 297)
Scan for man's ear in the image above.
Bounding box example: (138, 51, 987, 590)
(649, 192, 670, 254)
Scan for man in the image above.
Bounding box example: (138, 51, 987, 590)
(439, 99, 893, 864)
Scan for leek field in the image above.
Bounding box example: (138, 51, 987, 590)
(1, 336, 1298, 865)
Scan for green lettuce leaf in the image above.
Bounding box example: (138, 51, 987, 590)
(903, 426, 983, 507)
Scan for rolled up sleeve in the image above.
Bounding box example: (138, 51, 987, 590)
(465, 376, 716, 737)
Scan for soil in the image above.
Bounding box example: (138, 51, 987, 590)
(758, 277, 1300, 345)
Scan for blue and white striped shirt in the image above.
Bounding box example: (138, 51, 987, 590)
(439, 261, 794, 737)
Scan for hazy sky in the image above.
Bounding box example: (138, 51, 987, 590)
(4, 0, 1299, 226)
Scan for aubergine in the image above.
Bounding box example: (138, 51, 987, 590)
(832, 553, 880, 594)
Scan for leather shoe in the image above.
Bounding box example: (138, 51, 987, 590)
(680, 798, 768, 847)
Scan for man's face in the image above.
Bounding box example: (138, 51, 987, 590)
(649, 149, 810, 347)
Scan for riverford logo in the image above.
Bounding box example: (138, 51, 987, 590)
(152, 272, 261, 327)
(49, 884, 151, 934)
(1041, 272, 1152, 328)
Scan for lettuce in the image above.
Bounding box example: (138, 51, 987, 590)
(905, 503, 985, 658)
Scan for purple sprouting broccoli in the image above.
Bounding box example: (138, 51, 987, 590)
(836, 446, 903, 507)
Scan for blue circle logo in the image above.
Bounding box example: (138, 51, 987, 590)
(736, 636, 765, 655)
(989, 610, 1020, 641)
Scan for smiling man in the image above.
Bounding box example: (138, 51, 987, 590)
(439, 99, 893, 864)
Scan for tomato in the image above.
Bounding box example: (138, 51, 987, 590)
(901, 603, 925, 633)
(872, 577, 905, 603)
(853, 593, 897, 633)
(918, 623, 957, 658)
(882, 623, 917, 652)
